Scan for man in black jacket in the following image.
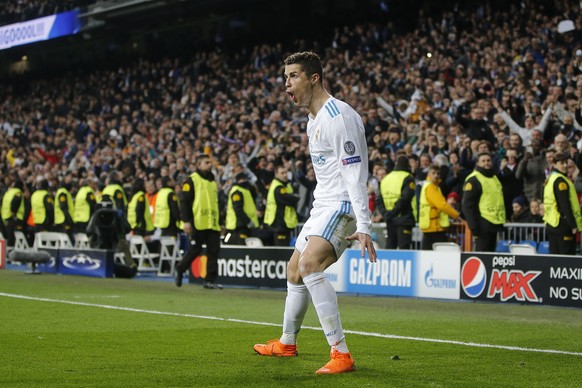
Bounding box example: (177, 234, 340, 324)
(456, 105, 496, 145)
(462, 152, 506, 252)
(543, 153, 582, 255)
(175, 154, 222, 289)
(376, 155, 416, 249)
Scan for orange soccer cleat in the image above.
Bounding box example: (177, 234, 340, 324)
(315, 349, 356, 374)
(253, 339, 298, 357)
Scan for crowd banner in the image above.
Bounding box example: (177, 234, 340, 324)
(188, 246, 293, 288)
(58, 248, 114, 278)
(326, 249, 460, 300)
(460, 253, 582, 308)
(0, 10, 80, 50)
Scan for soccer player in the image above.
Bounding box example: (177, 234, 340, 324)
(253, 51, 377, 374)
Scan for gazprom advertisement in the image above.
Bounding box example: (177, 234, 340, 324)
(0, 10, 80, 50)
(326, 249, 460, 300)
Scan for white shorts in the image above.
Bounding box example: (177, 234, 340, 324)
(295, 200, 356, 258)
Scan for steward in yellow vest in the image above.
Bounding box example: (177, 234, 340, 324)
(1, 180, 26, 246)
(153, 176, 180, 237)
(54, 183, 75, 236)
(376, 155, 416, 249)
(102, 171, 128, 215)
(543, 153, 582, 255)
(462, 152, 505, 252)
(30, 179, 54, 232)
(225, 173, 259, 245)
(127, 178, 155, 237)
(175, 154, 222, 289)
(419, 165, 461, 250)
(74, 178, 98, 233)
(264, 165, 299, 247)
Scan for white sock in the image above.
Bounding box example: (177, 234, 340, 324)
(280, 281, 309, 345)
(303, 272, 349, 353)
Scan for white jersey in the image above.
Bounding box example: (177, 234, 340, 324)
(307, 97, 372, 235)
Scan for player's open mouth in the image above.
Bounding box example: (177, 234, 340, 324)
(287, 92, 297, 103)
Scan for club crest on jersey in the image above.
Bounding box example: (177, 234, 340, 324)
(313, 127, 321, 142)
(312, 154, 326, 165)
(341, 156, 361, 165)
(344, 141, 356, 155)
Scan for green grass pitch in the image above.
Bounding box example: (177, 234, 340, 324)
(1, 269, 581, 387)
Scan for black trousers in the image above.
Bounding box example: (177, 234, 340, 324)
(548, 230, 577, 255)
(4, 219, 23, 247)
(386, 225, 412, 250)
(421, 231, 448, 250)
(273, 231, 290, 247)
(176, 229, 221, 282)
(224, 228, 251, 245)
(474, 232, 497, 252)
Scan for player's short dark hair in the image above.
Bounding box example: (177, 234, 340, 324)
(284, 51, 323, 84)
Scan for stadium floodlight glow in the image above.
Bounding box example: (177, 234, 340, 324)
(0, 10, 80, 51)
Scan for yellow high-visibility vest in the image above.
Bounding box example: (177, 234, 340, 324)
(74, 186, 95, 223)
(380, 170, 417, 219)
(419, 180, 450, 230)
(128, 191, 154, 232)
(264, 179, 298, 229)
(54, 188, 74, 225)
(543, 171, 582, 228)
(1, 188, 24, 221)
(464, 171, 505, 225)
(191, 173, 220, 231)
(226, 184, 259, 230)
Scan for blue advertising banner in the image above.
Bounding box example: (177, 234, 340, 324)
(58, 249, 114, 278)
(327, 249, 460, 300)
(37, 248, 59, 274)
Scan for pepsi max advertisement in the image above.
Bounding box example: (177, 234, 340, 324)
(460, 253, 582, 308)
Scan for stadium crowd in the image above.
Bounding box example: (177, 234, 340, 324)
(1, 0, 582, 247)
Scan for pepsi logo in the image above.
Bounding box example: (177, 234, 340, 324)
(461, 256, 487, 298)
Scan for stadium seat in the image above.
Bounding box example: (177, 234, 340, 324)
(538, 241, 550, 254)
(509, 244, 537, 255)
(245, 237, 264, 247)
(157, 236, 180, 277)
(495, 240, 511, 253)
(33, 232, 72, 249)
(14, 231, 31, 251)
(519, 240, 537, 249)
(432, 242, 461, 252)
(129, 235, 159, 272)
(74, 233, 91, 249)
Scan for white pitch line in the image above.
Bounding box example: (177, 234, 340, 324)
(2, 292, 581, 357)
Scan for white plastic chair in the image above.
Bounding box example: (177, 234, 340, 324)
(129, 235, 159, 272)
(245, 237, 264, 247)
(432, 242, 462, 252)
(14, 231, 31, 251)
(33, 232, 72, 249)
(157, 236, 180, 276)
(509, 244, 537, 255)
(74, 233, 91, 249)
